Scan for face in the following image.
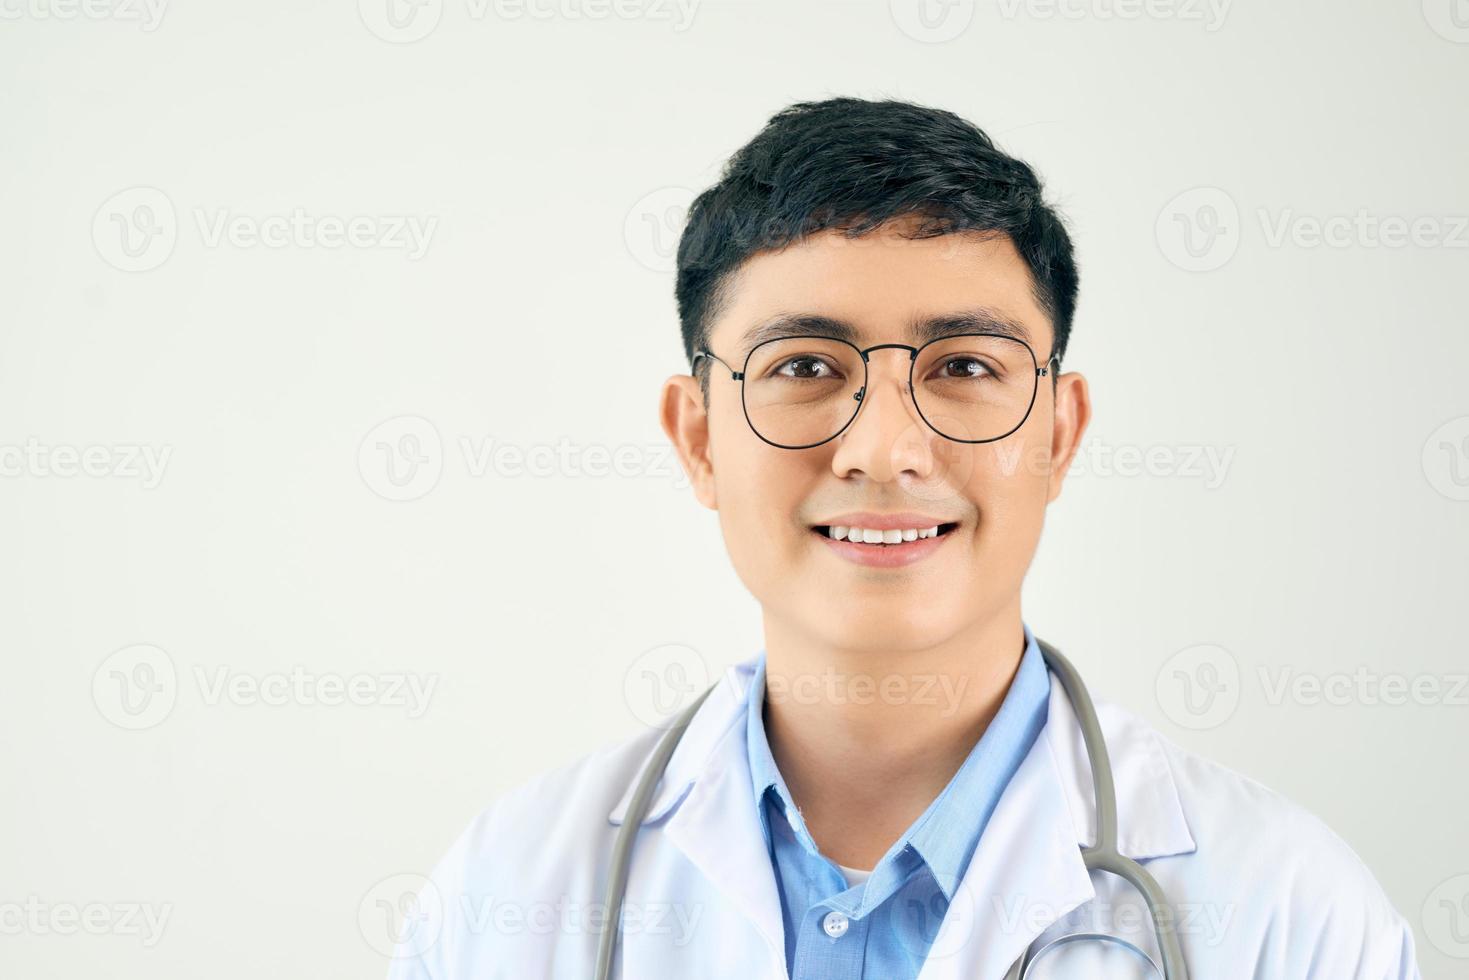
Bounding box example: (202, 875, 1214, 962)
(661, 217, 1090, 656)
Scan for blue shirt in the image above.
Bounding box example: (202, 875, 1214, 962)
(745, 624, 1051, 980)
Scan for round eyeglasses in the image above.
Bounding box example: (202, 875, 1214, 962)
(692, 333, 1059, 450)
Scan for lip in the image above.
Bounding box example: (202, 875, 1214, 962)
(813, 511, 957, 530)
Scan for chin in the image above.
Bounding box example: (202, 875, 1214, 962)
(811, 604, 953, 653)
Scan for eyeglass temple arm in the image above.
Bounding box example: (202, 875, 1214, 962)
(691, 349, 743, 380)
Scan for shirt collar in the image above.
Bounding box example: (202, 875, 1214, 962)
(745, 656, 810, 853)
(744, 623, 1052, 905)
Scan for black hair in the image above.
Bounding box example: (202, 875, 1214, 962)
(675, 97, 1079, 402)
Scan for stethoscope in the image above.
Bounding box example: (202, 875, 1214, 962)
(594, 638, 1190, 979)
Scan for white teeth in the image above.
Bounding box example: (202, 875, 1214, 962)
(824, 524, 947, 544)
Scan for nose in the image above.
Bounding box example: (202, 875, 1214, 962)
(828, 348, 939, 483)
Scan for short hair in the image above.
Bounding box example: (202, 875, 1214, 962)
(675, 97, 1079, 401)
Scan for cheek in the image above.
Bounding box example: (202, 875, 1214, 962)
(710, 434, 807, 583)
(716, 489, 797, 610)
(963, 438, 1054, 542)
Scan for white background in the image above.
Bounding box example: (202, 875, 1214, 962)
(2, 0, 1467, 977)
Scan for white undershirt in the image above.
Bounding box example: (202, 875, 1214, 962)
(836, 863, 873, 887)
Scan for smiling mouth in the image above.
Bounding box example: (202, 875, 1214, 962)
(810, 522, 960, 545)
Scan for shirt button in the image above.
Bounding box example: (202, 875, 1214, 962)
(821, 910, 849, 939)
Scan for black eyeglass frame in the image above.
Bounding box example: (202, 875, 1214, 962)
(692, 332, 1061, 450)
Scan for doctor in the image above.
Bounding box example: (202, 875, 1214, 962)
(387, 97, 1420, 979)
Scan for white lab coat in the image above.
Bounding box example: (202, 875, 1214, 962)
(386, 655, 1421, 979)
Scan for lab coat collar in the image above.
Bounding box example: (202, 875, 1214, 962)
(607, 649, 1198, 973)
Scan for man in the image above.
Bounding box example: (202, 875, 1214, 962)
(388, 98, 1419, 978)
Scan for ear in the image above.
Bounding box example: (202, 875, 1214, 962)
(1046, 370, 1091, 504)
(660, 374, 718, 510)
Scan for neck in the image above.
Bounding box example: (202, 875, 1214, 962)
(759, 606, 1027, 870)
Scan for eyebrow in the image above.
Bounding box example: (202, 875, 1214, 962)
(735, 308, 1035, 358)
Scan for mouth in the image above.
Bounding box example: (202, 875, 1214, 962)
(809, 522, 961, 545)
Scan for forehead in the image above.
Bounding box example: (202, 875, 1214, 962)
(707, 223, 1053, 357)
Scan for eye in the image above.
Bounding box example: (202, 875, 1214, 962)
(774, 355, 839, 380)
(938, 356, 996, 380)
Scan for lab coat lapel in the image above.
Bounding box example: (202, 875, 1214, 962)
(607, 661, 787, 964)
(662, 728, 787, 956)
(915, 664, 1199, 979)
